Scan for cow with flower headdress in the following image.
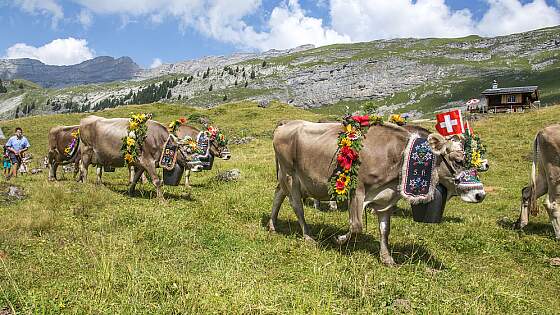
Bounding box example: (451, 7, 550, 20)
(174, 122, 231, 188)
(269, 115, 486, 266)
(77, 115, 203, 198)
(47, 125, 81, 181)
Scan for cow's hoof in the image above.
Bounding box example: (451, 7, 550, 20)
(267, 220, 276, 233)
(336, 233, 350, 245)
(513, 219, 526, 230)
(48, 177, 56, 182)
(303, 235, 316, 244)
(381, 255, 397, 267)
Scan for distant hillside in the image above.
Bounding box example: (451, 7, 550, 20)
(0, 26, 559, 120)
(0, 56, 140, 88)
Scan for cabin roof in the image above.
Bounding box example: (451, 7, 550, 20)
(482, 86, 538, 96)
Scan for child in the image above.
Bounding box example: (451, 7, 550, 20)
(2, 145, 11, 178)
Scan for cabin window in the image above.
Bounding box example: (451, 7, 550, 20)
(507, 95, 516, 103)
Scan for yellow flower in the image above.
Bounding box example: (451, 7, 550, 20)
(345, 124, 353, 133)
(471, 149, 482, 168)
(126, 137, 136, 147)
(64, 147, 71, 154)
(124, 153, 134, 163)
(139, 113, 146, 121)
(336, 187, 347, 195)
(340, 137, 352, 147)
(129, 121, 139, 130)
(71, 129, 80, 137)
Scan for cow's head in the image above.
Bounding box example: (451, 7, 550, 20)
(174, 135, 203, 172)
(428, 133, 486, 203)
(206, 126, 231, 160)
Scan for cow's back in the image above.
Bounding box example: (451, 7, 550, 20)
(79, 115, 169, 166)
(538, 125, 560, 166)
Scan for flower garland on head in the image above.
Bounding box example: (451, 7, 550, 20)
(328, 113, 384, 202)
(168, 117, 188, 134)
(463, 132, 486, 169)
(121, 113, 152, 165)
(64, 129, 80, 156)
(206, 126, 228, 146)
(388, 114, 407, 126)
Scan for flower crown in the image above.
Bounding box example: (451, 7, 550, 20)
(206, 126, 228, 146)
(168, 117, 188, 134)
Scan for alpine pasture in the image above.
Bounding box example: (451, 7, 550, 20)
(1, 101, 559, 313)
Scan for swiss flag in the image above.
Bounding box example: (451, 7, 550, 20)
(435, 109, 465, 136)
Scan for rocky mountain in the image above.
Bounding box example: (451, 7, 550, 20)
(1, 26, 559, 120)
(0, 56, 140, 88)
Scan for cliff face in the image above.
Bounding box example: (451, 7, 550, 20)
(0, 56, 140, 88)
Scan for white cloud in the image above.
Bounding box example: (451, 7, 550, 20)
(4, 38, 95, 65)
(477, 0, 560, 36)
(77, 9, 93, 29)
(330, 0, 476, 40)
(13, 0, 64, 28)
(150, 58, 163, 68)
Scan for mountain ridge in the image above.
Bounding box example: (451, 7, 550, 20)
(0, 26, 559, 120)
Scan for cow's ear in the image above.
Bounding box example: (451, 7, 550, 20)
(427, 133, 447, 155)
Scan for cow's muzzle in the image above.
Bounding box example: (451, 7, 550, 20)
(220, 150, 231, 160)
(478, 159, 490, 172)
(187, 160, 203, 172)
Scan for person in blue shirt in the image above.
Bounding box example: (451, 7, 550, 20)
(5, 127, 30, 179)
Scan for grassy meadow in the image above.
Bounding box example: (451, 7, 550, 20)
(1, 101, 560, 313)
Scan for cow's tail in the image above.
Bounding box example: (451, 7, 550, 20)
(528, 132, 540, 216)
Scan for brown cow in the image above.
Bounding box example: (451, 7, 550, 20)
(269, 120, 486, 265)
(78, 115, 202, 198)
(47, 125, 81, 181)
(175, 125, 231, 188)
(516, 125, 560, 239)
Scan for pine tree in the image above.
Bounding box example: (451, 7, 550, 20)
(223, 94, 228, 101)
(209, 84, 213, 91)
(250, 70, 256, 79)
(166, 90, 172, 99)
(0, 79, 6, 93)
(262, 60, 267, 67)
(244, 81, 248, 88)
(234, 80, 238, 86)
(18, 82, 24, 89)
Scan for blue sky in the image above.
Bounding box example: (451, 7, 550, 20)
(1, 0, 559, 68)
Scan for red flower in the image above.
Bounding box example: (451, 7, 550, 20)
(337, 146, 358, 170)
(179, 117, 187, 124)
(336, 178, 346, 191)
(352, 115, 370, 127)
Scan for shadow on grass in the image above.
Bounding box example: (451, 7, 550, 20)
(262, 214, 446, 269)
(104, 183, 196, 201)
(497, 216, 554, 238)
(389, 206, 464, 223)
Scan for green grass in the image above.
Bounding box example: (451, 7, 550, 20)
(1, 97, 560, 313)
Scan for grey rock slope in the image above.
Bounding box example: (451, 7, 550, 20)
(0, 56, 140, 88)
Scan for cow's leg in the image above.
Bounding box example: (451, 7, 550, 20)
(336, 187, 365, 245)
(73, 160, 80, 180)
(143, 162, 163, 199)
(268, 184, 286, 232)
(288, 178, 313, 242)
(516, 173, 547, 229)
(377, 210, 396, 266)
(96, 166, 103, 185)
(184, 169, 191, 189)
(544, 197, 560, 240)
(128, 167, 145, 195)
(79, 156, 90, 183)
(48, 161, 58, 181)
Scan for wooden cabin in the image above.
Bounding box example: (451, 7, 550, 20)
(478, 80, 540, 113)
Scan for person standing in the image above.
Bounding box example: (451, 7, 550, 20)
(5, 127, 30, 179)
